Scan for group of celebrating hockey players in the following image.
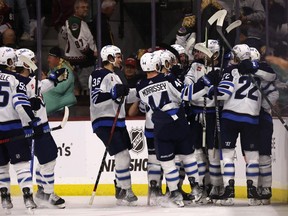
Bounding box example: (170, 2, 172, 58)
(0, 1, 282, 212)
(88, 38, 278, 207)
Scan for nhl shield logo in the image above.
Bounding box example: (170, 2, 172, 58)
(130, 127, 144, 153)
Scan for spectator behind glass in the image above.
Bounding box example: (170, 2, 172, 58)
(5, 0, 32, 40)
(233, 0, 265, 40)
(61, 0, 97, 96)
(43, 46, 77, 115)
(88, 0, 117, 49)
(0, 0, 13, 34)
(124, 57, 144, 88)
(1, 28, 18, 48)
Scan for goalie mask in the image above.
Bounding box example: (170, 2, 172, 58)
(15, 48, 36, 71)
(0, 46, 16, 68)
(100, 45, 122, 66)
(140, 52, 161, 72)
(249, 47, 261, 61)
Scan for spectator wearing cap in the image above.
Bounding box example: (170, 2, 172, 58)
(124, 57, 144, 88)
(43, 46, 77, 115)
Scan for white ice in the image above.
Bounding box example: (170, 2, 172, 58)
(1, 196, 287, 216)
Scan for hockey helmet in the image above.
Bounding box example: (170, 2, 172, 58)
(171, 44, 186, 55)
(100, 45, 121, 62)
(140, 52, 161, 72)
(0, 46, 16, 67)
(232, 44, 251, 61)
(15, 48, 36, 69)
(249, 47, 261, 61)
(160, 50, 176, 70)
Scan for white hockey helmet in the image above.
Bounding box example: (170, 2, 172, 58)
(207, 39, 220, 55)
(15, 48, 36, 69)
(140, 52, 161, 72)
(0, 46, 16, 67)
(249, 47, 261, 61)
(171, 44, 186, 55)
(232, 44, 251, 61)
(100, 45, 121, 62)
(160, 50, 176, 70)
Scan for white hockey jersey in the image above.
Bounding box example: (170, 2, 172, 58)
(0, 70, 35, 130)
(216, 65, 262, 124)
(89, 67, 137, 132)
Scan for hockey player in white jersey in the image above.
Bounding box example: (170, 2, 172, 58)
(211, 44, 262, 206)
(136, 52, 203, 207)
(15, 48, 68, 209)
(0, 46, 39, 212)
(181, 40, 224, 203)
(89, 45, 138, 205)
(249, 47, 279, 205)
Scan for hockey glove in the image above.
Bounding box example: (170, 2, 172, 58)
(238, 59, 259, 75)
(24, 117, 41, 138)
(29, 97, 42, 111)
(48, 68, 68, 86)
(110, 84, 129, 100)
(201, 69, 221, 87)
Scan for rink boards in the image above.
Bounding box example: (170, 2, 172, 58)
(9, 118, 288, 203)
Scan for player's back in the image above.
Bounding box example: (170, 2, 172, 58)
(220, 66, 262, 124)
(0, 71, 23, 128)
(136, 73, 182, 113)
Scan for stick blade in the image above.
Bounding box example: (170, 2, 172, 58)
(225, 20, 242, 34)
(60, 106, 69, 129)
(207, 9, 227, 26)
(18, 55, 38, 71)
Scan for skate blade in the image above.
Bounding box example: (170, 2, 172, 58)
(248, 199, 261, 206)
(35, 197, 65, 209)
(116, 199, 137, 206)
(4, 208, 12, 215)
(26, 208, 35, 215)
(158, 197, 184, 208)
(220, 198, 234, 206)
(261, 199, 271, 205)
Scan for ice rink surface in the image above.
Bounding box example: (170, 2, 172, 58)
(2, 196, 288, 216)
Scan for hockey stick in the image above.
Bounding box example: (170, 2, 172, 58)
(89, 97, 125, 205)
(215, 15, 288, 131)
(201, 9, 227, 149)
(0, 106, 69, 144)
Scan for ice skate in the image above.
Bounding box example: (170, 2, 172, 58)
(147, 180, 163, 206)
(1, 187, 13, 215)
(218, 179, 235, 206)
(247, 180, 261, 206)
(188, 177, 204, 203)
(116, 188, 138, 206)
(35, 185, 44, 200)
(23, 187, 37, 214)
(165, 189, 184, 207)
(260, 187, 272, 205)
(209, 185, 225, 203)
(114, 179, 121, 199)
